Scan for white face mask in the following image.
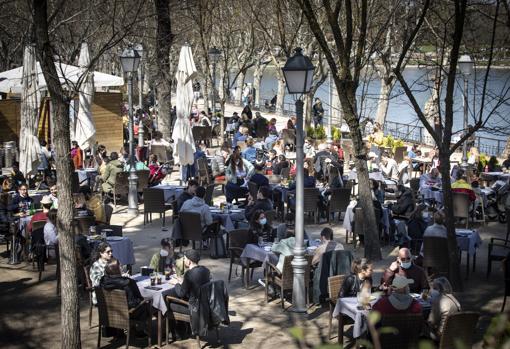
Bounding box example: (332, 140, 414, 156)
(259, 218, 267, 225)
(400, 261, 412, 269)
(160, 249, 169, 257)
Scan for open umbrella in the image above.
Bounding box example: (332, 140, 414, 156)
(19, 45, 41, 176)
(172, 45, 197, 166)
(74, 42, 96, 149)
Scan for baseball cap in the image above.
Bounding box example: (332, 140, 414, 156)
(391, 275, 414, 289)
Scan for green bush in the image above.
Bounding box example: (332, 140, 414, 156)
(332, 126, 342, 141)
(305, 126, 315, 139)
(315, 125, 326, 139)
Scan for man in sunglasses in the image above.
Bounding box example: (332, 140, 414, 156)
(381, 247, 428, 293)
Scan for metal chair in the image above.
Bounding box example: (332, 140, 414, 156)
(95, 288, 151, 349)
(112, 172, 129, 207)
(502, 252, 510, 312)
(378, 313, 424, 349)
(74, 216, 96, 235)
(327, 188, 351, 223)
(143, 188, 172, 227)
(327, 275, 346, 340)
(452, 192, 470, 229)
(438, 312, 479, 349)
(178, 212, 205, 254)
(265, 255, 313, 310)
(82, 266, 95, 329)
(204, 183, 215, 206)
(196, 157, 210, 185)
(96, 224, 123, 237)
(422, 236, 449, 278)
(150, 144, 169, 162)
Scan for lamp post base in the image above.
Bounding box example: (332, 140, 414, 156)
(127, 207, 139, 216)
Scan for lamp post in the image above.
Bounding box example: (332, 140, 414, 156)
(458, 54, 474, 171)
(134, 44, 144, 110)
(327, 71, 333, 144)
(282, 48, 315, 313)
(120, 45, 141, 216)
(208, 47, 222, 141)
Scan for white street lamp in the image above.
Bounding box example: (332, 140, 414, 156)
(282, 47, 315, 313)
(120, 45, 141, 216)
(458, 54, 474, 170)
(208, 47, 222, 141)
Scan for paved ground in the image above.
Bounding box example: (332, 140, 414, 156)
(0, 180, 507, 349)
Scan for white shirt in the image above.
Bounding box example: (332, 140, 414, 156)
(44, 221, 58, 246)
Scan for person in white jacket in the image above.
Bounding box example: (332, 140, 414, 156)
(179, 186, 213, 229)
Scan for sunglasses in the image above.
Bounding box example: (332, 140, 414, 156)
(104, 250, 113, 254)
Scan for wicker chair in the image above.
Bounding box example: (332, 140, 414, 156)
(393, 146, 407, 164)
(196, 157, 210, 185)
(227, 229, 261, 288)
(265, 255, 313, 309)
(112, 172, 130, 207)
(179, 212, 205, 254)
(82, 266, 95, 328)
(150, 144, 169, 162)
(452, 192, 470, 229)
(438, 312, 479, 349)
(143, 188, 172, 227)
(74, 216, 96, 235)
(327, 275, 346, 340)
(95, 288, 151, 349)
(422, 236, 449, 278)
(31, 220, 47, 232)
(502, 252, 510, 312)
(287, 188, 320, 223)
(378, 313, 424, 349)
(327, 188, 351, 223)
(136, 170, 150, 193)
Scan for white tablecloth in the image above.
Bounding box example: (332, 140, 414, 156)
(456, 229, 482, 256)
(210, 208, 242, 232)
(132, 274, 175, 315)
(240, 243, 279, 266)
(152, 184, 185, 203)
(347, 170, 384, 182)
(420, 187, 443, 204)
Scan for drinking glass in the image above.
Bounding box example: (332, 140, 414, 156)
(150, 273, 156, 286)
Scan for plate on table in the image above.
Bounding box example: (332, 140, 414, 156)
(106, 236, 124, 241)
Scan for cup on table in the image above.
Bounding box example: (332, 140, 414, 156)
(150, 273, 156, 286)
(156, 274, 162, 285)
(164, 268, 171, 280)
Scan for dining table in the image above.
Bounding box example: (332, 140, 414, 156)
(132, 273, 176, 348)
(332, 294, 431, 344)
(455, 228, 482, 278)
(152, 184, 186, 203)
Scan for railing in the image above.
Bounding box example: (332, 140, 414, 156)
(383, 120, 507, 156)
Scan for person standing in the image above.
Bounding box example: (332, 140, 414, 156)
(71, 140, 83, 170)
(312, 98, 325, 128)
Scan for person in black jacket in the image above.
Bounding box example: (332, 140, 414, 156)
(339, 258, 373, 298)
(175, 180, 198, 213)
(244, 186, 273, 221)
(9, 183, 33, 214)
(248, 209, 273, 243)
(391, 184, 415, 216)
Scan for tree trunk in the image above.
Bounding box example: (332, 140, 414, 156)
(276, 75, 286, 114)
(154, 0, 173, 140)
(33, 1, 81, 348)
(234, 70, 246, 106)
(439, 150, 463, 290)
(253, 62, 265, 108)
(203, 73, 210, 111)
(374, 77, 394, 126)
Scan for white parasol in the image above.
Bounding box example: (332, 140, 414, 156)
(74, 42, 96, 149)
(172, 45, 197, 166)
(19, 45, 41, 176)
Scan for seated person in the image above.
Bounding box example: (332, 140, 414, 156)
(175, 179, 198, 213)
(27, 195, 53, 234)
(272, 154, 289, 175)
(372, 179, 384, 205)
(380, 152, 399, 181)
(249, 164, 270, 188)
(168, 249, 211, 313)
(180, 186, 213, 229)
(242, 137, 257, 163)
(419, 168, 442, 193)
(9, 183, 33, 214)
(312, 227, 344, 266)
(427, 277, 461, 340)
(73, 193, 94, 216)
(451, 171, 476, 202)
(225, 152, 254, 203)
(373, 275, 422, 315)
(44, 209, 59, 257)
(287, 168, 317, 210)
(232, 125, 249, 147)
(381, 247, 428, 293)
(47, 182, 58, 209)
(248, 210, 273, 243)
(423, 211, 447, 239)
(405, 205, 429, 241)
(245, 186, 273, 221)
(149, 238, 175, 272)
(339, 258, 373, 297)
(101, 152, 124, 194)
(99, 258, 148, 333)
(264, 129, 279, 150)
(390, 184, 415, 216)
(10, 162, 26, 188)
(148, 154, 165, 185)
(210, 147, 230, 178)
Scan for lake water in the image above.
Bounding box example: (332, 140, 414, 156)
(241, 66, 510, 144)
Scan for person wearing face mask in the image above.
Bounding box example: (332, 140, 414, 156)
(373, 275, 422, 315)
(248, 210, 273, 243)
(149, 238, 175, 272)
(381, 247, 428, 294)
(339, 258, 373, 297)
(427, 277, 461, 340)
(312, 227, 344, 266)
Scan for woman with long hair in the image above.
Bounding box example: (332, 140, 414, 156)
(225, 152, 254, 203)
(248, 209, 273, 243)
(89, 242, 113, 304)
